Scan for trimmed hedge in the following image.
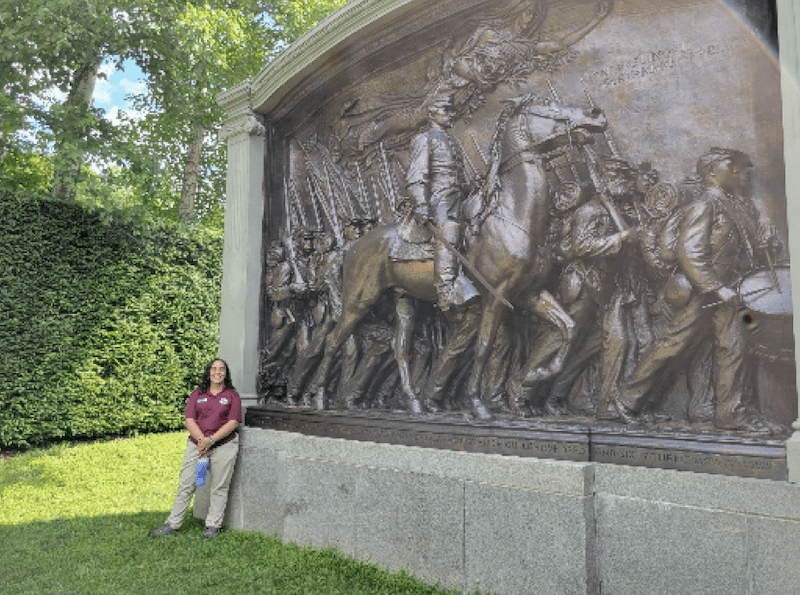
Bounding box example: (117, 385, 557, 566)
(0, 189, 223, 449)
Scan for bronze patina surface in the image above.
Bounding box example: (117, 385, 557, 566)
(253, 0, 792, 479)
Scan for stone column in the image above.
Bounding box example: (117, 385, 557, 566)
(217, 80, 266, 409)
(778, 0, 800, 482)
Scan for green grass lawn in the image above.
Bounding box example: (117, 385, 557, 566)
(0, 433, 472, 595)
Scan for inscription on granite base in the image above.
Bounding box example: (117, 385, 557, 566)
(246, 405, 786, 479)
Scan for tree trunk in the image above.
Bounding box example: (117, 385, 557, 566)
(178, 120, 206, 224)
(51, 58, 102, 199)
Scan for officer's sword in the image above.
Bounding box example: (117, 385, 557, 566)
(413, 214, 514, 310)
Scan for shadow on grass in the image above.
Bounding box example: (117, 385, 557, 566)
(0, 448, 55, 493)
(0, 511, 468, 595)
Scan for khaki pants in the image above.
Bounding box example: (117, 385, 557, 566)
(165, 436, 239, 530)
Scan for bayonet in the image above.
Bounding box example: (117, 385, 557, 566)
(325, 161, 355, 220)
(283, 179, 305, 286)
(312, 177, 345, 246)
(289, 180, 308, 228)
(355, 161, 373, 218)
(379, 142, 400, 212)
(582, 80, 620, 158)
(307, 174, 343, 245)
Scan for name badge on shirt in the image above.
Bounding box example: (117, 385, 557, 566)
(220, 398, 229, 405)
(198, 398, 208, 403)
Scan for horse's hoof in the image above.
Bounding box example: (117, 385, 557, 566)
(409, 397, 423, 415)
(423, 397, 442, 413)
(506, 377, 527, 413)
(544, 399, 567, 416)
(613, 398, 638, 425)
(471, 398, 494, 421)
(314, 390, 327, 411)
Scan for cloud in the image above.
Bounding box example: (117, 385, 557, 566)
(119, 78, 148, 97)
(93, 79, 114, 107)
(104, 105, 148, 126)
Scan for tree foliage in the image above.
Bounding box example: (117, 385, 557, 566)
(0, 0, 348, 225)
(262, 0, 348, 57)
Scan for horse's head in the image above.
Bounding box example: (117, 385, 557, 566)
(557, 104, 607, 134)
(504, 97, 607, 155)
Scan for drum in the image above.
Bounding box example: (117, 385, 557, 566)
(738, 266, 794, 362)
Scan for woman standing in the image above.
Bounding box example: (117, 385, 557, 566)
(150, 358, 242, 539)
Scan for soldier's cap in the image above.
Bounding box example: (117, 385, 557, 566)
(598, 156, 635, 177)
(267, 241, 285, 258)
(697, 147, 753, 178)
(293, 228, 321, 240)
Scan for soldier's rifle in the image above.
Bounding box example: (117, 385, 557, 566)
(307, 174, 345, 246)
(379, 142, 400, 213)
(583, 148, 630, 233)
(354, 161, 374, 218)
(324, 161, 356, 222)
(370, 175, 391, 223)
(283, 179, 305, 287)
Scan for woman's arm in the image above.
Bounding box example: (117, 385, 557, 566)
(209, 420, 239, 445)
(185, 417, 205, 442)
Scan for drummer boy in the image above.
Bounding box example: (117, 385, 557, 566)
(614, 148, 782, 433)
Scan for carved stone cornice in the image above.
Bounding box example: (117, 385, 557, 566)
(249, 0, 420, 117)
(218, 112, 266, 143)
(218, 79, 266, 142)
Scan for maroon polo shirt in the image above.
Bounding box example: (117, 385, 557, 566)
(185, 387, 242, 446)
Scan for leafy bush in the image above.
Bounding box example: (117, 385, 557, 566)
(0, 189, 223, 449)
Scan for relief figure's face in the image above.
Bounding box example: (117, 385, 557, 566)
(716, 161, 752, 197)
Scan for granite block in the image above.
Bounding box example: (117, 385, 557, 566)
(746, 515, 800, 595)
(225, 445, 286, 534)
(354, 467, 465, 590)
(595, 494, 750, 595)
(281, 456, 358, 555)
(594, 462, 800, 519)
(464, 482, 593, 595)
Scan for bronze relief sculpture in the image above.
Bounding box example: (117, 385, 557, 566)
(256, 0, 793, 457)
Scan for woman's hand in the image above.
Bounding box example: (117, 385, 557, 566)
(197, 436, 213, 455)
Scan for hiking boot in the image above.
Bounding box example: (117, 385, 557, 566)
(149, 523, 177, 538)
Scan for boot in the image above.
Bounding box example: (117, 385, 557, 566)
(434, 221, 460, 311)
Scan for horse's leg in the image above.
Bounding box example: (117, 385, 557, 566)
(393, 294, 423, 414)
(464, 295, 507, 421)
(309, 308, 366, 411)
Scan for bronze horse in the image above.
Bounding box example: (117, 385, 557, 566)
(309, 95, 608, 419)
